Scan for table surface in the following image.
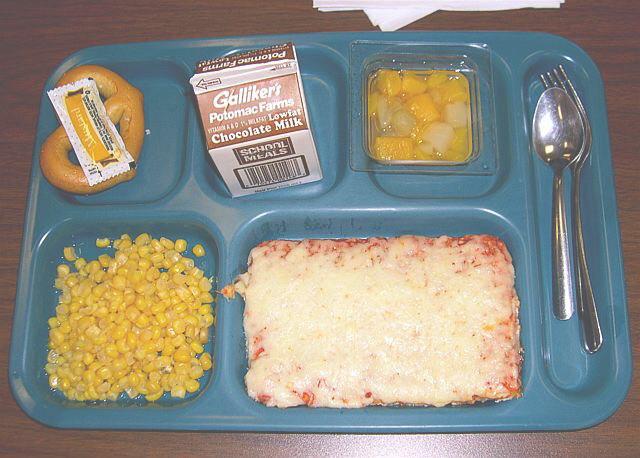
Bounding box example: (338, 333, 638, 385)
(1, 1, 638, 455)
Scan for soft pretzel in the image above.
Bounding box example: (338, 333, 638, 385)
(40, 65, 145, 194)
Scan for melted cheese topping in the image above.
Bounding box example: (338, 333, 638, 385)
(235, 235, 521, 408)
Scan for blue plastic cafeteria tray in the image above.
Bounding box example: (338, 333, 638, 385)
(10, 32, 631, 432)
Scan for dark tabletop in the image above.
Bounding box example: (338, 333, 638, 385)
(1, 1, 638, 455)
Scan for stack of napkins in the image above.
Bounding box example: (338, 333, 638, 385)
(314, 1, 565, 31)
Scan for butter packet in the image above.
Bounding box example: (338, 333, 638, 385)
(47, 78, 135, 186)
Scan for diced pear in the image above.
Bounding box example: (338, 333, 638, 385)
(421, 122, 455, 154)
(391, 109, 417, 137)
(444, 101, 468, 128)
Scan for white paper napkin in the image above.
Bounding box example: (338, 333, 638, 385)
(314, 1, 564, 31)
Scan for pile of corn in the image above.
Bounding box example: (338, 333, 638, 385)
(46, 233, 214, 402)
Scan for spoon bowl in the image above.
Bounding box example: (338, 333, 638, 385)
(533, 87, 584, 170)
(532, 87, 584, 320)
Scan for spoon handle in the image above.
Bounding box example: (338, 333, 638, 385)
(572, 169, 603, 352)
(552, 169, 574, 320)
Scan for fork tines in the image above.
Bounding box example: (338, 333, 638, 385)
(540, 66, 569, 91)
(540, 66, 586, 119)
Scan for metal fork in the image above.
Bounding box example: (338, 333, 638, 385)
(540, 66, 603, 353)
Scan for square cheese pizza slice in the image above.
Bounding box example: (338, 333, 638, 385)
(231, 235, 522, 408)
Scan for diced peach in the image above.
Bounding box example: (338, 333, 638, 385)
(425, 72, 450, 89)
(368, 90, 380, 118)
(449, 127, 470, 162)
(438, 76, 469, 104)
(407, 93, 441, 123)
(373, 136, 415, 160)
(376, 69, 402, 97)
(401, 73, 427, 96)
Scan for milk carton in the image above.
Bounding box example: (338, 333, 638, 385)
(190, 43, 322, 197)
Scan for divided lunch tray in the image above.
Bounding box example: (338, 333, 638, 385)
(10, 32, 631, 432)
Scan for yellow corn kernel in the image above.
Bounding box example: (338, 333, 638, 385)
(189, 366, 204, 380)
(104, 343, 118, 359)
(96, 366, 112, 380)
(149, 371, 161, 384)
(175, 362, 189, 376)
(49, 374, 59, 389)
(82, 352, 95, 365)
(115, 338, 130, 354)
(160, 237, 174, 250)
(185, 379, 200, 393)
(136, 257, 150, 271)
(165, 250, 181, 265)
(191, 244, 205, 257)
(198, 328, 209, 344)
(198, 277, 212, 292)
(135, 233, 151, 246)
(173, 348, 191, 363)
(190, 341, 204, 354)
(190, 267, 204, 280)
(135, 313, 150, 328)
(96, 238, 111, 248)
(174, 239, 187, 252)
(171, 334, 186, 348)
(74, 258, 87, 271)
(63, 246, 77, 262)
(56, 264, 71, 278)
(50, 329, 65, 346)
(171, 385, 186, 398)
(82, 370, 95, 385)
(145, 391, 163, 402)
(97, 254, 111, 268)
(150, 252, 164, 265)
(150, 238, 163, 252)
(173, 319, 186, 335)
(147, 381, 161, 393)
(129, 372, 141, 388)
(180, 258, 196, 271)
(185, 314, 199, 327)
(199, 293, 214, 304)
(138, 245, 151, 257)
(200, 353, 213, 371)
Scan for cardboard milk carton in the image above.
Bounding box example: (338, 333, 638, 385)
(190, 43, 322, 197)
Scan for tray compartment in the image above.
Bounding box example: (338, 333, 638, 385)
(37, 58, 191, 206)
(224, 206, 534, 415)
(195, 44, 348, 201)
(366, 44, 517, 199)
(11, 214, 221, 416)
(521, 52, 621, 393)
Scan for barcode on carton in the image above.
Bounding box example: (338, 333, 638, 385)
(234, 156, 309, 189)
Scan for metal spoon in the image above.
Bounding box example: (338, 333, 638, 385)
(532, 87, 584, 320)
